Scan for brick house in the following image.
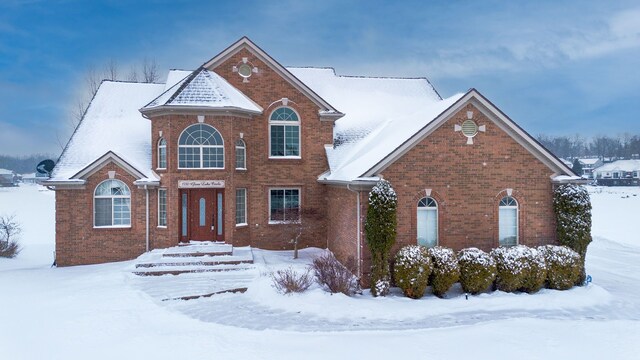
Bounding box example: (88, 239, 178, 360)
(44, 37, 580, 279)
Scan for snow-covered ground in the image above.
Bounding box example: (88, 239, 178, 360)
(1, 184, 639, 359)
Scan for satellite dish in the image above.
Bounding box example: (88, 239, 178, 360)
(36, 159, 55, 175)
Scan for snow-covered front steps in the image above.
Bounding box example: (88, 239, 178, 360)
(132, 244, 254, 277)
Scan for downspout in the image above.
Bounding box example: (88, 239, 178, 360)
(347, 184, 362, 280)
(145, 185, 149, 252)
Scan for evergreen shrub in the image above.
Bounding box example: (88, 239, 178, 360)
(427, 246, 460, 298)
(365, 179, 397, 297)
(538, 245, 581, 290)
(491, 245, 547, 293)
(457, 248, 497, 295)
(393, 245, 432, 299)
(553, 184, 592, 284)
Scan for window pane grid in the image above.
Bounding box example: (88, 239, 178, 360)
(158, 189, 167, 227)
(236, 189, 247, 224)
(235, 140, 246, 169)
(178, 124, 224, 168)
(270, 189, 300, 222)
(499, 196, 518, 247)
(95, 180, 131, 227)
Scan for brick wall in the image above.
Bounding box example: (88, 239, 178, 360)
(379, 103, 558, 256)
(55, 162, 147, 266)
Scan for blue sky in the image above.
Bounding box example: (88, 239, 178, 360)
(1, 0, 639, 156)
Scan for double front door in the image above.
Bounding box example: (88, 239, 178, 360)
(180, 189, 224, 242)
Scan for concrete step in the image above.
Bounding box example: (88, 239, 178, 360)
(133, 264, 254, 276)
(136, 258, 253, 268)
(162, 243, 233, 258)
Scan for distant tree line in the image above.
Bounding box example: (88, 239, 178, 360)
(0, 154, 56, 174)
(537, 134, 640, 160)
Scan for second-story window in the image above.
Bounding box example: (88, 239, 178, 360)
(157, 138, 167, 169)
(269, 107, 300, 158)
(178, 124, 224, 169)
(235, 139, 246, 170)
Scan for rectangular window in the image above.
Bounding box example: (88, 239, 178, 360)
(236, 145, 246, 169)
(270, 125, 300, 157)
(158, 189, 167, 227)
(236, 188, 247, 225)
(269, 188, 300, 222)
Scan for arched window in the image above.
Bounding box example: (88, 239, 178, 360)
(94, 179, 131, 227)
(235, 139, 246, 170)
(178, 124, 224, 169)
(157, 138, 167, 169)
(417, 197, 438, 248)
(499, 196, 518, 247)
(269, 107, 300, 157)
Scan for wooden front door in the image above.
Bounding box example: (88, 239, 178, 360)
(180, 189, 225, 242)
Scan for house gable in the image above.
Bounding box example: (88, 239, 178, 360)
(71, 151, 149, 182)
(202, 37, 343, 120)
(365, 89, 576, 179)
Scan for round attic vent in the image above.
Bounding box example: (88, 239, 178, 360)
(461, 120, 478, 137)
(238, 64, 253, 78)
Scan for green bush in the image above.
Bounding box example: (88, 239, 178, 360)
(553, 184, 592, 284)
(520, 248, 547, 293)
(393, 245, 432, 299)
(457, 248, 497, 295)
(491, 246, 528, 293)
(365, 179, 397, 297)
(491, 245, 547, 293)
(538, 245, 581, 290)
(427, 246, 460, 298)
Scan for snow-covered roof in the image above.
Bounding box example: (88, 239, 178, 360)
(142, 68, 262, 114)
(595, 160, 640, 172)
(579, 158, 601, 165)
(50, 81, 165, 182)
(288, 67, 457, 182)
(0, 168, 13, 175)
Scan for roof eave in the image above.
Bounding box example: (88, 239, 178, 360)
(140, 105, 262, 119)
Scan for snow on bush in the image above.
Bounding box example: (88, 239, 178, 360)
(491, 245, 546, 293)
(538, 245, 581, 290)
(393, 245, 432, 299)
(312, 251, 360, 296)
(457, 248, 496, 295)
(427, 246, 460, 298)
(0, 214, 21, 258)
(365, 179, 397, 297)
(553, 184, 592, 284)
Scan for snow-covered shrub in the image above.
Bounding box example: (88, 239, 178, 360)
(553, 184, 592, 284)
(457, 248, 497, 295)
(491, 246, 547, 293)
(393, 245, 432, 299)
(365, 179, 397, 297)
(427, 246, 460, 298)
(312, 252, 359, 296)
(270, 267, 313, 294)
(0, 215, 21, 258)
(538, 245, 581, 290)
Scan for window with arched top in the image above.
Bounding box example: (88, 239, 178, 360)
(499, 196, 518, 247)
(178, 124, 224, 169)
(94, 179, 131, 227)
(235, 139, 246, 170)
(269, 107, 300, 158)
(157, 138, 167, 169)
(417, 197, 438, 248)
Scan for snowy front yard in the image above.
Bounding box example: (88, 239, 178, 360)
(1, 185, 639, 359)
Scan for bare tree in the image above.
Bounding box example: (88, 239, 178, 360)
(142, 57, 159, 83)
(270, 207, 325, 259)
(0, 214, 21, 258)
(104, 59, 119, 81)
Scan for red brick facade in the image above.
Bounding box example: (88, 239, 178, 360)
(54, 40, 565, 274)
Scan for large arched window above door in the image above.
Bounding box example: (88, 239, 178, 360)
(417, 197, 438, 248)
(499, 196, 518, 247)
(269, 107, 300, 158)
(178, 124, 224, 169)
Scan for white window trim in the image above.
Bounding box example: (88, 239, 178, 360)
(268, 187, 301, 224)
(157, 188, 167, 228)
(235, 139, 247, 170)
(268, 107, 301, 159)
(417, 197, 438, 247)
(157, 138, 167, 170)
(177, 124, 225, 170)
(498, 197, 519, 247)
(235, 188, 248, 227)
(93, 179, 132, 229)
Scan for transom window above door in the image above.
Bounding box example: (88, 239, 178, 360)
(178, 124, 224, 169)
(269, 107, 300, 158)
